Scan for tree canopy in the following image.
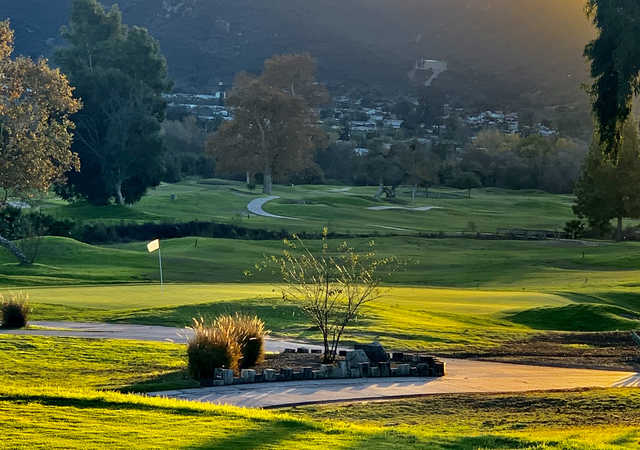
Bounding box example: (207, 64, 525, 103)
(55, 0, 172, 205)
(574, 118, 640, 240)
(0, 20, 81, 263)
(584, 0, 640, 158)
(208, 55, 328, 194)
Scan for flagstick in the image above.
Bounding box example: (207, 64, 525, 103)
(158, 247, 164, 286)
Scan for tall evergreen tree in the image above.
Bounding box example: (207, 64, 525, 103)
(55, 0, 172, 205)
(584, 0, 640, 158)
(574, 119, 640, 241)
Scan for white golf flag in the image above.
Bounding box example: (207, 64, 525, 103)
(147, 239, 160, 253)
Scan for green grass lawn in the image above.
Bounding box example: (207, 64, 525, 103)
(3, 236, 640, 351)
(1, 333, 639, 449)
(42, 179, 584, 233)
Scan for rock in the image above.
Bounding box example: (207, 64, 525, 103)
(310, 349, 322, 354)
(434, 361, 446, 377)
(410, 366, 418, 376)
(359, 362, 370, 377)
(419, 355, 436, 364)
(370, 366, 380, 377)
(241, 369, 256, 383)
(263, 369, 277, 381)
(378, 362, 391, 377)
(354, 342, 389, 363)
(345, 350, 369, 371)
(280, 368, 294, 381)
(222, 369, 234, 385)
(284, 348, 297, 354)
(390, 368, 399, 377)
(254, 374, 264, 383)
(303, 367, 314, 379)
(391, 352, 404, 362)
(350, 367, 361, 378)
(214, 379, 225, 386)
(293, 371, 304, 380)
(329, 366, 345, 378)
(416, 363, 430, 377)
(312, 370, 323, 379)
(397, 364, 410, 376)
(297, 347, 310, 354)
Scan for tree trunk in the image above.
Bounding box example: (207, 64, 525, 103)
(263, 167, 273, 195)
(115, 181, 125, 206)
(0, 234, 29, 265)
(616, 216, 623, 242)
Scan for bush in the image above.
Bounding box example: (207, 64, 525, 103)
(1, 292, 30, 329)
(215, 313, 266, 369)
(187, 318, 240, 381)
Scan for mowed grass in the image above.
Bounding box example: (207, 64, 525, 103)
(290, 389, 640, 449)
(1, 333, 639, 449)
(43, 179, 583, 233)
(3, 236, 640, 350)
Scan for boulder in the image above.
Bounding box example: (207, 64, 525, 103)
(345, 350, 370, 371)
(354, 342, 389, 364)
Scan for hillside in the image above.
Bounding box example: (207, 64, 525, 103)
(5, 0, 593, 110)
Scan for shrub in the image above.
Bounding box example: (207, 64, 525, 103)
(1, 292, 30, 329)
(215, 313, 267, 369)
(187, 318, 240, 381)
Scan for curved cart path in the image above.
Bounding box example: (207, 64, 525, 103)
(247, 196, 299, 220)
(4, 321, 325, 353)
(8, 322, 637, 408)
(150, 359, 637, 408)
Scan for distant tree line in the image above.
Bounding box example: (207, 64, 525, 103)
(315, 130, 588, 194)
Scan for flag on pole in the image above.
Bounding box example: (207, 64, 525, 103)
(147, 239, 163, 286)
(147, 239, 160, 253)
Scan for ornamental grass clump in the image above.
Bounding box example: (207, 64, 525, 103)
(215, 313, 267, 369)
(187, 318, 240, 381)
(1, 292, 30, 329)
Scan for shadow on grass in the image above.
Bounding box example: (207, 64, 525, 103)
(119, 369, 199, 394)
(105, 300, 310, 330)
(193, 419, 314, 449)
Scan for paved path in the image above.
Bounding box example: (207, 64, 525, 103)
(247, 196, 299, 220)
(149, 359, 638, 408)
(5, 321, 326, 353)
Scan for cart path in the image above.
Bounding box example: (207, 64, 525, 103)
(149, 359, 638, 408)
(4, 321, 326, 353)
(9, 322, 637, 409)
(247, 196, 299, 220)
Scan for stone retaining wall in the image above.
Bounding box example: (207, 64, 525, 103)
(200, 347, 446, 387)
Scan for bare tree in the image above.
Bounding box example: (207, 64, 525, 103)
(252, 228, 399, 362)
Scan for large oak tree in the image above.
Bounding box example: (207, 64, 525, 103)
(55, 0, 172, 205)
(208, 55, 328, 194)
(0, 21, 81, 263)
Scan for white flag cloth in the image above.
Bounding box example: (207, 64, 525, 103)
(147, 239, 160, 253)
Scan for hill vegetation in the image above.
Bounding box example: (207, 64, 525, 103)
(5, 0, 593, 112)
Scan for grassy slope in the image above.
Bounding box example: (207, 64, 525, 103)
(3, 236, 640, 350)
(1, 334, 639, 449)
(291, 390, 640, 449)
(44, 180, 583, 233)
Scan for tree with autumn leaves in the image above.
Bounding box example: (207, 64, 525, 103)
(0, 21, 81, 264)
(208, 54, 329, 194)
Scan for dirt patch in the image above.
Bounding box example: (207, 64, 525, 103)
(436, 332, 640, 371)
